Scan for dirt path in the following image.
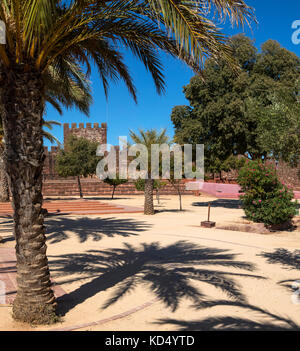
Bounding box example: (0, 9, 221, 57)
(0, 195, 299, 331)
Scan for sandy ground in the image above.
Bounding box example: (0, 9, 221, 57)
(0, 194, 299, 331)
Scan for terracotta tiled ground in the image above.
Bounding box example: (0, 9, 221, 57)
(0, 247, 66, 305)
(0, 200, 143, 216)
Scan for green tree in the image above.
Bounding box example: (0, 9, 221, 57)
(104, 174, 128, 199)
(130, 129, 169, 214)
(171, 35, 300, 175)
(255, 83, 300, 167)
(56, 136, 99, 198)
(0, 0, 254, 323)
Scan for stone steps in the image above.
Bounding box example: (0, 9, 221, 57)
(0, 201, 143, 216)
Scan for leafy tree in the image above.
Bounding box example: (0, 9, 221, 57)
(171, 35, 300, 176)
(104, 174, 128, 199)
(255, 83, 300, 167)
(56, 136, 99, 198)
(130, 129, 169, 214)
(0, 0, 254, 323)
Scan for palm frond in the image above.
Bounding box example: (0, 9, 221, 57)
(0, 0, 255, 105)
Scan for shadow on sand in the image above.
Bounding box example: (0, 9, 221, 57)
(46, 216, 152, 244)
(49, 241, 265, 317)
(192, 199, 242, 209)
(155, 298, 300, 330)
(259, 248, 300, 292)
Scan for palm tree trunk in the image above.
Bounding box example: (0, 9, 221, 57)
(0, 66, 56, 324)
(144, 178, 154, 215)
(0, 151, 9, 202)
(77, 175, 83, 198)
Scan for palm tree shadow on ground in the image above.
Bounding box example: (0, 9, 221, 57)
(49, 241, 264, 316)
(45, 216, 152, 244)
(192, 199, 242, 209)
(0, 218, 14, 243)
(259, 248, 300, 292)
(156, 298, 300, 330)
(152, 248, 300, 330)
(156, 301, 300, 331)
(156, 294, 300, 330)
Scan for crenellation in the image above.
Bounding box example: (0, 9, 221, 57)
(45, 121, 108, 178)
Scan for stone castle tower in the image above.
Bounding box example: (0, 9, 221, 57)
(43, 122, 107, 178)
(63, 122, 107, 146)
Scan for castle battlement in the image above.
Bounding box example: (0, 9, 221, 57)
(43, 146, 59, 154)
(63, 122, 107, 146)
(43, 121, 108, 178)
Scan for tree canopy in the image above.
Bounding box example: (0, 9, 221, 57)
(56, 135, 99, 178)
(56, 135, 100, 197)
(171, 34, 300, 174)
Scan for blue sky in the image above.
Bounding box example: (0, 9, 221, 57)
(44, 0, 300, 148)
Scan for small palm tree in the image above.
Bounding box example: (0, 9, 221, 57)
(130, 129, 169, 214)
(0, 0, 254, 323)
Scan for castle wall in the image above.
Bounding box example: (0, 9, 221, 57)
(43, 146, 59, 179)
(42, 179, 196, 197)
(43, 122, 107, 178)
(63, 122, 107, 146)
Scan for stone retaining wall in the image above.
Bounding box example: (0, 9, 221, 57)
(42, 179, 196, 196)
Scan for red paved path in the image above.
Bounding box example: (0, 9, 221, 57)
(0, 200, 143, 216)
(186, 181, 300, 199)
(0, 247, 66, 305)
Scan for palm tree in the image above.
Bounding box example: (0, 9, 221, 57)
(0, 57, 91, 202)
(0, 119, 63, 202)
(0, 0, 254, 323)
(130, 129, 169, 214)
(42, 119, 62, 146)
(0, 123, 9, 201)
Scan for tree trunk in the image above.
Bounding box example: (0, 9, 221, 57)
(156, 188, 160, 204)
(170, 181, 183, 211)
(77, 175, 83, 198)
(144, 178, 154, 215)
(0, 151, 9, 202)
(112, 185, 116, 199)
(177, 188, 183, 211)
(0, 65, 56, 324)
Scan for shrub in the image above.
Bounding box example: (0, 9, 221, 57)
(103, 174, 128, 199)
(237, 160, 297, 226)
